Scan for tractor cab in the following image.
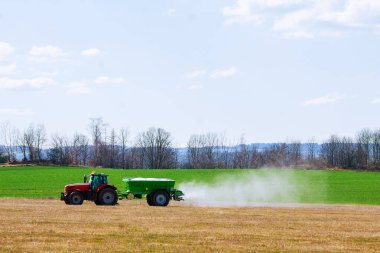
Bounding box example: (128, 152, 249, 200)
(88, 173, 108, 190)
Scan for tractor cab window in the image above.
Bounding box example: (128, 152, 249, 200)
(89, 174, 108, 190)
(102, 176, 108, 184)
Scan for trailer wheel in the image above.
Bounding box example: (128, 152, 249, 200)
(98, 188, 118, 205)
(69, 192, 84, 205)
(152, 190, 170, 206)
(146, 194, 154, 206)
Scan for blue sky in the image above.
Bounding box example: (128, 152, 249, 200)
(0, 0, 380, 146)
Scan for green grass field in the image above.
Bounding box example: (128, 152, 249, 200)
(0, 166, 379, 205)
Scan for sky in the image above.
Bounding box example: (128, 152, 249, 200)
(0, 0, 380, 146)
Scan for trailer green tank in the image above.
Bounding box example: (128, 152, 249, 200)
(120, 177, 184, 206)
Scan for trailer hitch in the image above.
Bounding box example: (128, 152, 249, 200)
(172, 190, 184, 201)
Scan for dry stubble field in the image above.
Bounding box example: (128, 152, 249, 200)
(0, 199, 379, 253)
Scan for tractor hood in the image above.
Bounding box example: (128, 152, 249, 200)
(66, 183, 90, 187)
(64, 183, 90, 192)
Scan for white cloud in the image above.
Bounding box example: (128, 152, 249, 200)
(223, 0, 380, 38)
(65, 82, 91, 95)
(186, 69, 208, 79)
(0, 108, 33, 116)
(167, 8, 176, 16)
(371, 98, 380, 104)
(210, 66, 238, 79)
(0, 63, 16, 74)
(81, 48, 101, 57)
(39, 71, 58, 77)
(187, 85, 203, 90)
(94, 76, 126, 84)
(0, 77, 55, 90)
(0, 42, 15, 60)
(65, 76, 126, 95)
(27, 56, 49, 63)
(303, 93, 345, 106)
(29, 45, 66, 57)
(28, 45, 66, 63)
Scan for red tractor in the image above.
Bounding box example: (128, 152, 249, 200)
(61, 173, 118, 205)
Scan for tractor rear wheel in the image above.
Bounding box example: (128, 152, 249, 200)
(69, 192, 84, 205)
(98, 188, 118, 205)
(146, 194, 154, 206)
(152, 190, 170, 206)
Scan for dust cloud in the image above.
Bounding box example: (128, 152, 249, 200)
(179, 171, 309, 207)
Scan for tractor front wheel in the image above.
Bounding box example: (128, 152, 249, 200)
(152, 190, 170, 206)
(69, 192, 84, 205)
(98, 188, 118, 205)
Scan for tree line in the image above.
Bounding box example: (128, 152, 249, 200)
(1, 119, 380, 170)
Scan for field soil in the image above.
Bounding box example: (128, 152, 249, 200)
(0, 199, 379, 252)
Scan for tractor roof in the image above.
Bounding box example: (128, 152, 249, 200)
(90, 172, 108, 176)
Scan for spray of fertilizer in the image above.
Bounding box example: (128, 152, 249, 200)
(179, 170, 309, 207)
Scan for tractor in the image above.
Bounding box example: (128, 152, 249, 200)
(61, 173, 184, 206)
(61, 173, 118, 205)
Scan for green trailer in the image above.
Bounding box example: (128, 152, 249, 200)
(119, 177, 184, 206)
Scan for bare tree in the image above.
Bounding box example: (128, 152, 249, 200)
(187, 134, 204, 168)
(108, 128, 117, 168)
(71, 133, 81, 165)
(136, 127, 176, 169)
(187, 133, 220, 168)
(119, 128, 129, 169)
(129, 138, 144, 169)
(306, 137, 317, 165)
(76, 134, 89, 166)
(216, 133, 231, 168)
(261, 143, 287, 167)
(356, 129, 372, 168)
(250, 145, 263, 168)
(0, 122, 19, 162)
(23, 125, 36, 161)
(287, 140, 302, 166)
(321, 135, 340, 167)
(88, 118, 106, 167)
(49, 134, 69, 165)
(372, 130, 380, 167)
(233, 135, 251, 168)
(203, 133, 218, 168)
(338, 136, 356, 169)
(18, 131, 28, 162)
(35, 124, 47, 162)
